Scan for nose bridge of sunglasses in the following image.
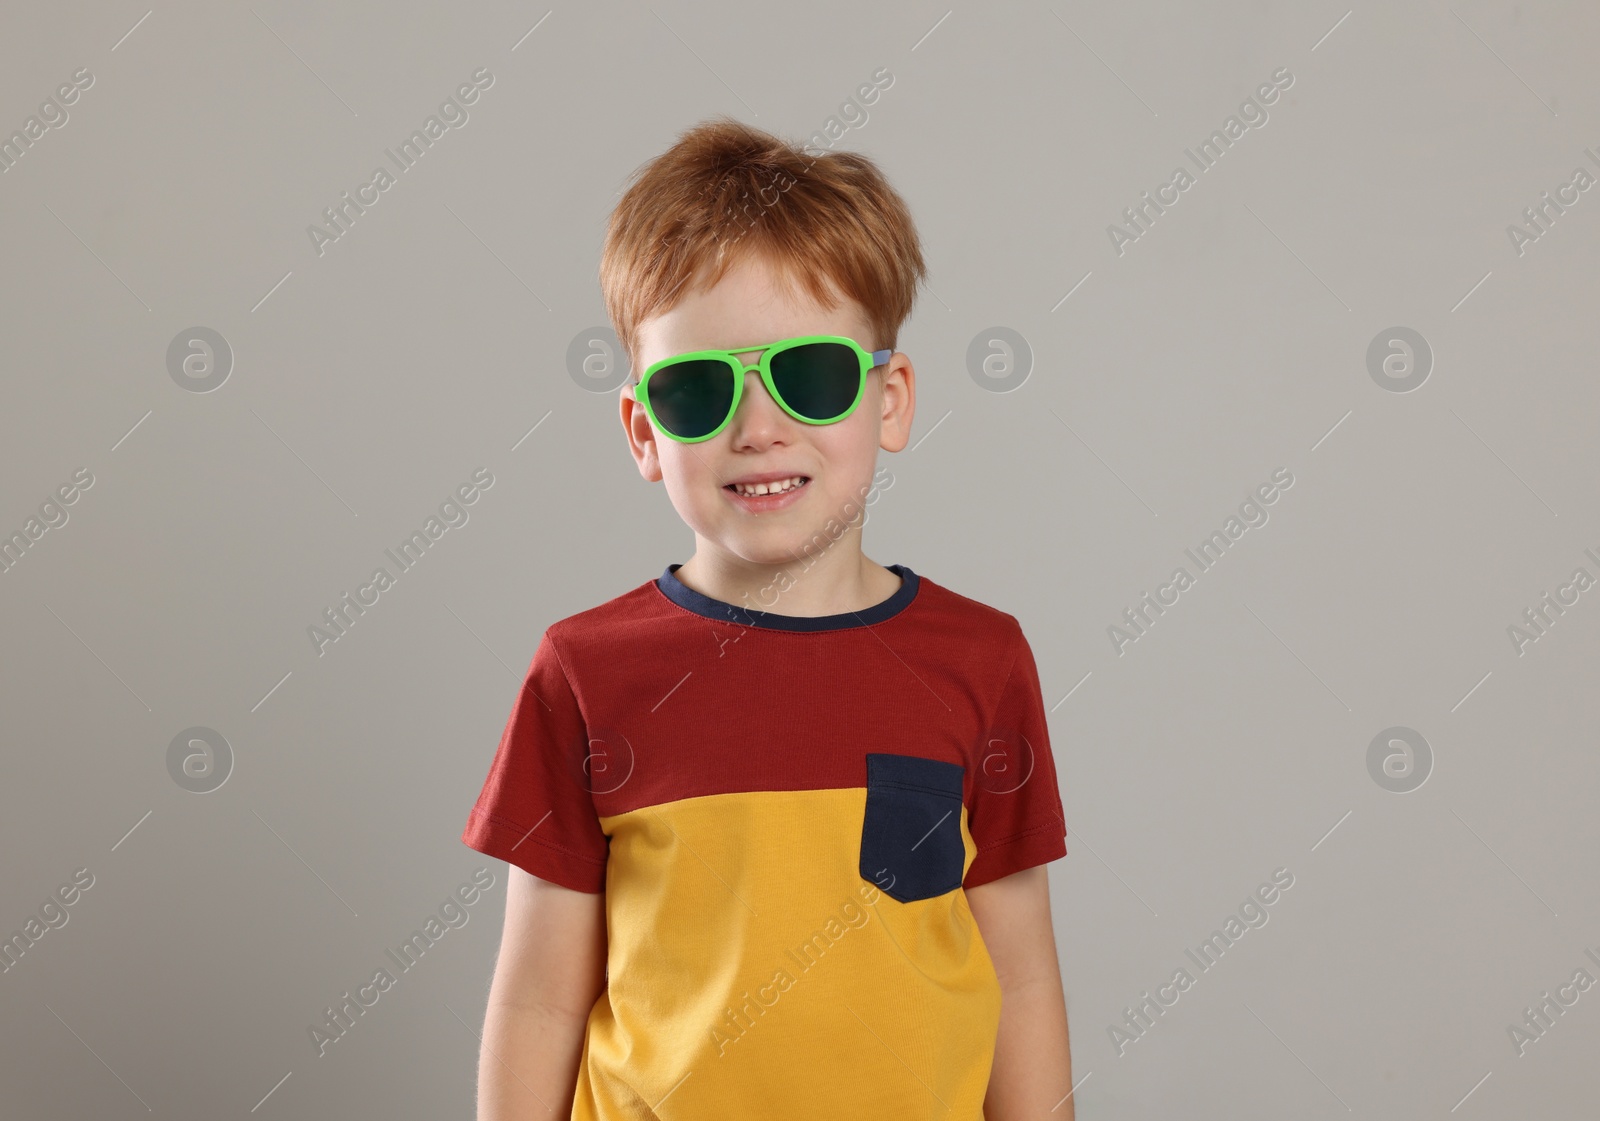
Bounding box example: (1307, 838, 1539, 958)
(716, 363, 795, 430)
(734, 362, 779, 406)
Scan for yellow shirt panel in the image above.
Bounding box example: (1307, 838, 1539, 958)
(571, 787, 1002, 1120)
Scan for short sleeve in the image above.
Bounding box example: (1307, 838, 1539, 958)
(460, 629, 609, 893)
(963, 623, 1068, 890)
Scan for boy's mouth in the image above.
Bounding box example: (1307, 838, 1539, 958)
(725, 475, 810, 498)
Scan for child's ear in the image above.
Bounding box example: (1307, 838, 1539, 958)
(619, 386, 664, 482)
(877, 354, 916, 453)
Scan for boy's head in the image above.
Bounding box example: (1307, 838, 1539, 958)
(601, 117, 926, 570)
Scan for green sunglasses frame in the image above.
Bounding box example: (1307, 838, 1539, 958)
(634, 334, 894, 444)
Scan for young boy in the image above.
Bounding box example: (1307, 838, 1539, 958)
(462, 117, 1073, 1120)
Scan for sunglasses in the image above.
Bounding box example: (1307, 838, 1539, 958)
(634, 334, 892, 444)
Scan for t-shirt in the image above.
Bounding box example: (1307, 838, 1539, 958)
(461, 562, 1068, 1120)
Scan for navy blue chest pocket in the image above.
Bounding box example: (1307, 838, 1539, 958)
(859, 753, 966, 903)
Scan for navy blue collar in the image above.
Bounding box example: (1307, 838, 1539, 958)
(657, 563, 919, 631)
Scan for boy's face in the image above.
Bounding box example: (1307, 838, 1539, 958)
(620, 254, 915, 570)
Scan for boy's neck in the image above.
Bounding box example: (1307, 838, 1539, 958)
(674, 542, 901, 619)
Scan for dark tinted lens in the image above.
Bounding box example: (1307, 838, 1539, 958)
(647, 359, 734, 439)
(768, 342, 861, 421)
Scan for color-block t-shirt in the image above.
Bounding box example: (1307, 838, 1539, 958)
(461, 563, 1068, 1120)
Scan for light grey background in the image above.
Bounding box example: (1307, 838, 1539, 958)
(3, 1, 1596, 1117)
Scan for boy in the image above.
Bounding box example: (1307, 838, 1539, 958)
(462, 117, 1073, 1120)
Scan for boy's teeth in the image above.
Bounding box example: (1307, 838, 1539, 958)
(732, 476, 806, 496)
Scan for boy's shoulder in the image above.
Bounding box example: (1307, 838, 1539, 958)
(541, 572, 672, 646)
(913, 570, 1023, 628)
(909, 570, 1032, 661)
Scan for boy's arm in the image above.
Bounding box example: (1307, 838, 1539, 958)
(967, 865, 1075, 1121)
(476, 866, 607, 1120)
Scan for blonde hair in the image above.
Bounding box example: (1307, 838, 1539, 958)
(600, 115, 926, 373)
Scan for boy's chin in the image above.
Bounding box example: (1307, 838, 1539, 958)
(700, 526, 843, 568)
